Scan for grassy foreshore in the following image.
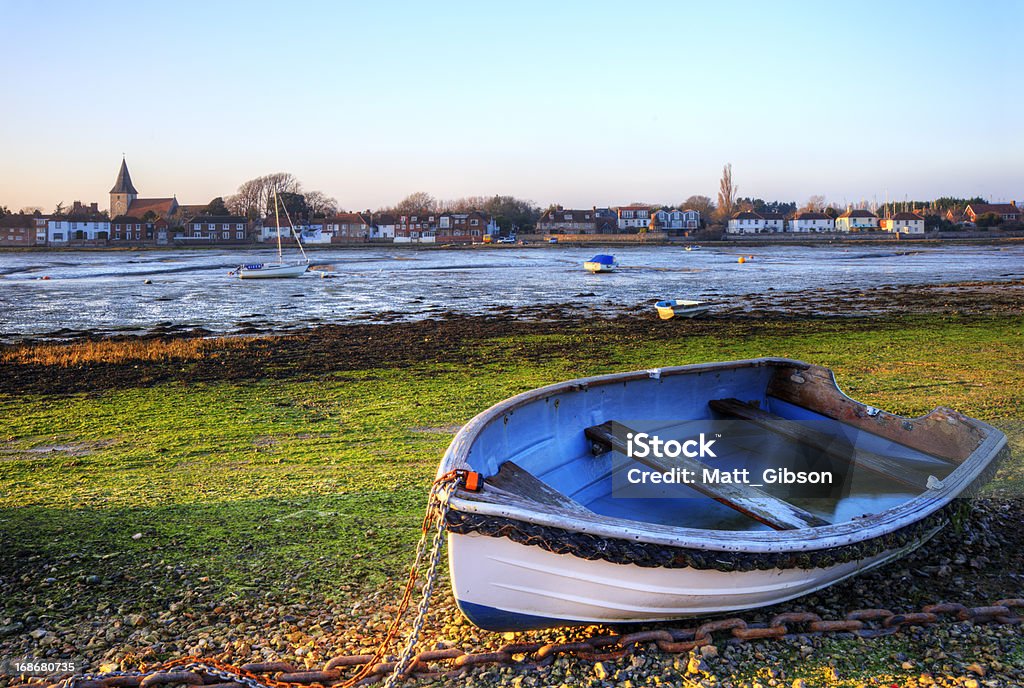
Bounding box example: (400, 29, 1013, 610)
(1, 300, 1023, 687)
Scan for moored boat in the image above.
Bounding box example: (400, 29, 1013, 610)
(235, 193, 309, 279)
(438, 358, 1007, 631)
(584, 254, 618, 273)
(656, 299, 710, 320)
(236, 262, 309, 279)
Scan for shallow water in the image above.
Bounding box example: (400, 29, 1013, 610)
(1, 244, 1022, 340)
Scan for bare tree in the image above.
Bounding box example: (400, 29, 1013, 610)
(395, 192, 438, 214)
(304, 190, 339, 217)
(20, 206, 43, 215)
(715, 164, 736, 221)
(226, 173, 303, 219)
(680, 195, 714, 220)
(803, 195, 827, 212)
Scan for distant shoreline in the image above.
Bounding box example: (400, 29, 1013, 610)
(2, 233, 1024, 252)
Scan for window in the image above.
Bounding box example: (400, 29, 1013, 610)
(236, 230, 244, 239)
(223, 231, 229, 239)
(135, 232, 140, 240)
(193, 228, 202, 238)
(470, 219, 479, 226)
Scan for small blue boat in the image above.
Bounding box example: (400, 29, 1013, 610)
(583, 254, 618, 273)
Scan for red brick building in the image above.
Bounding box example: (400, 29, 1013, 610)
(175, 216, 251, 244)
(110, 215, 157, 244)
(326, 212, 372, 242)
(0, 214, 36, 246)
(963, 202, 1021, 224)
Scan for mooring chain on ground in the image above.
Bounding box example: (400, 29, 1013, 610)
(27, 599, 1024, 688)
(16, 471, 1024, 688)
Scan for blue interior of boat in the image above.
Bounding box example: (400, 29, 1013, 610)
(463, 364, 954, 531)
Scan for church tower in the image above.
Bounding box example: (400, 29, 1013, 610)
(109, 157, 138, 217)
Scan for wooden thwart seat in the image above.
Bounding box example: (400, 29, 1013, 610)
(709, 398, 947, 490)
(481, 461, 595, 517)
(585, 420, 829, 531)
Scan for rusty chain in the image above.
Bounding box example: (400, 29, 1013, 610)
(12, 468, 1023, 687)
(18, 599, 1023, 687)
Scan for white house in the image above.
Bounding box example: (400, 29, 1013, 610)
(259, 218, 309, 242)
(881, 212, 925, 234)
(835, 209, 879, 232)
(789, 211, 834, 233)
(652, 208, 701, 231)
(727, 211, 765, 234)
(47, 217, 111, 244)
(616, 205, 650, 230)
(760, 212, 786, 233)
(372, 213, 397, 239)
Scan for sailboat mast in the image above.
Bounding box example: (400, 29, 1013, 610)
(274, 193, 283, 264)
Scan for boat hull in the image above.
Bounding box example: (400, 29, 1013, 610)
(448, 525, 937, 630)
(584, 261, 617, 273)
(438, 358, 1007, 630)
(656, 300, 709, 320)
(238, 264, 308, 279)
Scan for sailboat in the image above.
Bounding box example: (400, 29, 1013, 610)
(235, 193, 309, 279)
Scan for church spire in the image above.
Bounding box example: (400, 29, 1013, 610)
(110, 157, 138, 194)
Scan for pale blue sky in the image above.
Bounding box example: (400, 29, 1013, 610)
(3, 0, 1021, 212)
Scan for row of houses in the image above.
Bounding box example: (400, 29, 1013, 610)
(537, 206, 702, 234)
(0, 210, 501, 247)
(726, 209, 927, 235)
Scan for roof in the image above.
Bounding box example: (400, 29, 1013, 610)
(616, 205, 650, 212)
(110, 215, 142, 223)
(838, 209, 877, 218)
(190, 215, 248, 223)
(373, 213, 397, 224)
(0, 214, 34, 228)
(793, 211, 832, 220)
(731, 211, 762, 220)
(52, 214, 108, 222)
(541, 209, 594, 222)
(128, 198, 177, 217)
(329, 212, 371, 225)
(966, 203, 1019, 216)
(110, 158, 139, 195)
(891, 212, 923, 221)
(759, 212, 786, 220)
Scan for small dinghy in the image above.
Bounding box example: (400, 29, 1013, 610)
(584, 254, 618, 273)
(438, 358, 1007, 631)
(656, 299, 710, 320)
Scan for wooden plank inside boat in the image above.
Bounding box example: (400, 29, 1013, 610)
(709, 398, 948, 490)
(585, 421, 830, 531)
(766, 364, 984, 463)
(475, 461, 596, 517)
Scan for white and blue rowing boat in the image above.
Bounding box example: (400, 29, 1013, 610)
(656, 299, 710, 320)
(438, 358, 1007, 630)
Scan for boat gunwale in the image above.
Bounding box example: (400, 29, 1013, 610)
(439, 357, 1006, 554)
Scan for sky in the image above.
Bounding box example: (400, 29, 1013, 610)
(2, 0, 1022, 213)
